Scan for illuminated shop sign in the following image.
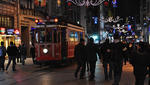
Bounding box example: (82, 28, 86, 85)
(0, 27, 6, 34)
(7, 29, 14, 35)
(14, 29, 19, 35)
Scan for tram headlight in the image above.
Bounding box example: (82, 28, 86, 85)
(43, 48, 48, 54)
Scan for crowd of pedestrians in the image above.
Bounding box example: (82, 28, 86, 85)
(0, 41, 33, 72)
(74, 33, 150, 85)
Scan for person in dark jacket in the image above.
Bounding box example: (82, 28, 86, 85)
(30, 43, 36, 64)
(86, 38, 99, 80)
(21, 43, 27, 65)
(100, 39, 112, 80)
(6, 42, 18, 71)
(16, 44, 21, 63)
(130, 42, 149, 85)
(0, 42, 6, 71)
(111, 33, 124, 85)
(74, 38, 86, 79)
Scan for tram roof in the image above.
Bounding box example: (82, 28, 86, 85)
(34, 23, 84, 30)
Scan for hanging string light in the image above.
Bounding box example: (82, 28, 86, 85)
(67, 0, 108, 6)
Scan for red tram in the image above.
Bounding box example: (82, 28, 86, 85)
(32, 23, 85, 64)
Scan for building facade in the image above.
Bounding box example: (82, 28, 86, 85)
(0, 0, 20, 48)
(47, 0, 81, 25)
(140, 0, 150, 43)
(19, 0, 46, 57)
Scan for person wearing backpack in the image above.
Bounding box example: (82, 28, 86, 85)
(0, 42, 6, 71)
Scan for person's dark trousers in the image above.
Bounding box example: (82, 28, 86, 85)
(21, 55, 26, 65)
(89, 61, 96, 80)
(80, 62, 86, 78)
(103, 61, 113, 80)
(0, 57, 5, 70)
(6, 56, 16, 71)
(86, 61, 90, 72)
(17, 55, 21, 63)
(133, 65, 147, 85)
(112, 63, 123, 85)
(75, 62, 82, 78)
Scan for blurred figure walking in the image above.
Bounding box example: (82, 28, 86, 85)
(6, 42, 18, 71)
(74, 38, 86, 79)
(30, 43, 36, 64)
(111, 33, 124, 85)
(130, 42, 149, 85)
(16, 44, 21, 63)
(100, 39, 112, 80)
(86, 38, 99, 80)
(0, 42, 6, 71)
(21, 43, 27, 65)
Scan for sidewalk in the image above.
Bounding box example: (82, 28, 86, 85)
(0, 58, 48, 85)
(0, 59, 149, 85)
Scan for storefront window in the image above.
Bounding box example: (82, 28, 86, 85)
(2, 17, 4, 26)
(0, 15, 13, 28)
(7, 17, 10, 27)
(4, 17, 7, 27)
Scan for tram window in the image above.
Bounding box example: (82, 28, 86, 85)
(69, 31, 74, 42)
(54, 30, 57, 43)
(35, 32, 39, 43)
(39, 30, 45, 43)
(46, 30, 52, 43)
(80, 32, 83, 39)
(75, 32, 79, 41)
(58, 32, 61, 43)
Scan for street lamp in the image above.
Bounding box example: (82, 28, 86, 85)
(67, 0, 108, 6)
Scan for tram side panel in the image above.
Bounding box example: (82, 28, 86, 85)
(66, 29, 77, 59)
(67, 42, 75, 59)
(35, 29, 62, 63)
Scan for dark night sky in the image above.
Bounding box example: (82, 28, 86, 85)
(117, 0, 140, 17)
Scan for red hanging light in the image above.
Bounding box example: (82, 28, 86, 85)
(68, 2, 72, 6)
(104, 1, 109, 6)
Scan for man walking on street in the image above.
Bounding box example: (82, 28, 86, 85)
(100, 39, 112, 80)
(21, 43, 27, 65)
(74, 38, 86, 79)
(0, 42, 6, 71)
(86, 38, 99, 80)
(111, 33, 124, 85)
(6, 42, 18, 71)
(30, 43, 36, 64)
